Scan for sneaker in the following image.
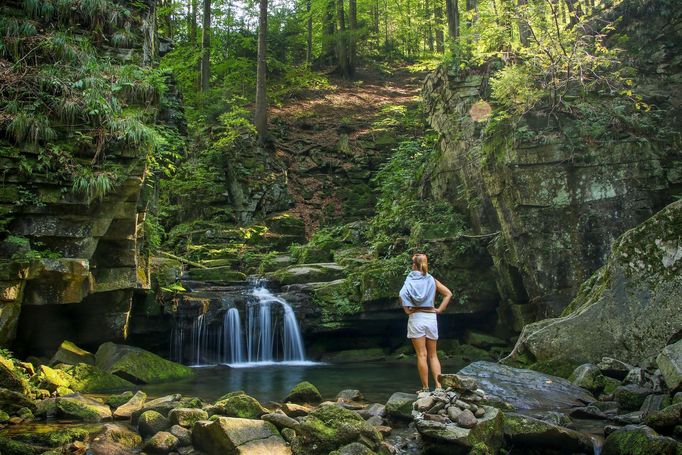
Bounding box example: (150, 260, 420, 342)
(433, 387, 444, 393)
(417, 387, 430, 394)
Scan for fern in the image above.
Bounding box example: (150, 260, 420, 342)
(72, 171, 116, 202)
(7, 111, 57, 145)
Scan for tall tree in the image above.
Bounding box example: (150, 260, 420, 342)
(189, 0, 197, 45)
(200, 0, 210, 92)
(517, 0, 529, 46)
(323, 0, 337, 65)
(306, 0, 313, 65)
(426, 0, 434, 52)
(255, 0, 268, 145)
(434, 0, 444, 53)
(445, 0, 459, 40)
(348, 0, 357, 72)
(336, 0, 351, 77)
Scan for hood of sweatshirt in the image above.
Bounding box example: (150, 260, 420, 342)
(399, 271, 436, 307)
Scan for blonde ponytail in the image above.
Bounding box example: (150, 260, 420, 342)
(412, 253, 428, 276)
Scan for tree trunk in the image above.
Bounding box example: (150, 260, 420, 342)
(426, 0, 434, 52)
(466, 0, 477, 26)
(372, 0, 380, 34)
(348, 0, 357, 74)
(255, 0, 268, 145)
(306, 0, 313, 65)
(323, 0, 336, 65)
(565, 0, 582, 26)
(517, 0, 529, 46)
(434, 0, 444, 53)
(200, 0, 210, 92)
(336, 0, 350, 78)
(445, 0, 459, 40)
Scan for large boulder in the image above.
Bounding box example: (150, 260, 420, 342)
(143, 431, 179, 453)
(457, 362, 594, 410)
(502, 413, 594, 454)
(131, 394, 183, 422)
(293, 404, 381, 455)
(50, 340, 95, 366)
(644, 403, 682, 434)
(417, 406, 503, 455)
(168, 407, 209, 428)
(569, 364, 606, 394)
(95, 342, 193, 384)
(0, 387, 37, 414)
(284, 381, 322, 405)
(506, 200, 682, 368)
(56, 393, 112, 422)
(192, 416, 291, 455)
(657, 339, 682, 392)
(602, 424, 681, 455)
(138, 410, 170, 437)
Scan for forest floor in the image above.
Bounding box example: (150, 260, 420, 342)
(269, 64, 427, 233)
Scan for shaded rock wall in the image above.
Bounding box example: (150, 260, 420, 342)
(422, 66, 682, 328)
(506, 199, 682, 369)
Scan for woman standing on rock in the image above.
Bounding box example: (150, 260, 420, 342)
(400, 253, 453, 392)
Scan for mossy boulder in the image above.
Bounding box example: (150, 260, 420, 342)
(89, 423, 142, 454)
(62, 363, 135, 392)
(49, 340, 95, 366)
(644, 403, 682, 434)
(0, 436, 44, 455)
(656, 339, 682, 392)
(507, 200, 682, 368)
(143, 431, 179, 453)
(614, 385, 652, 412)
(329, 442, 377, 455)
(569, 363, 606, 394)
(293, 404, 382, 455)
(0, 387, 37, 414)
(106, 391, 134, 409)
(184, 267, 247, 283)
(385, 392, 417, 421)
(502, 413, 594, 453)
(168, 407, 209, 428)
(284, 381, 322, 405)
(192, 416, 291, 455)
(95, 342, 194, 384)
(131, 394, 183, 422)
(138, 410, 170, 437)
(11, 426, 90, 447)
(463, 331, 507, 349)
(56, 394, 112, 422)
(30, 365, 71, 392)
(213, 392, 268, 419)
(268, 263, 346, 286)
(602, 424, 680, 455)
(0, 353, 30, 394)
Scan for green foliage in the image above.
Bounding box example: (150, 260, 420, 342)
(72, 170, 116, 203)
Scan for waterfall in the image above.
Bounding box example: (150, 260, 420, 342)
(170, 282, 307, 366)
(223, 308, 243, 364)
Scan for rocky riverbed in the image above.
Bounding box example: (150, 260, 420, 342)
(1, 338, 681, 455)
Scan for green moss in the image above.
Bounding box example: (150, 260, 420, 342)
(63, 363, 135, 392)
(528, 359, 579, 379)
(285, 381, 322, 404)
(96, 343, 194, 384)
(105, 391, 134, 408)
(56, 398, 100, 422)
(0, 436, 44, 455)
(13, 427, 89, 447)
(184, 266, 246, 282)
(213, 392, 267, 419)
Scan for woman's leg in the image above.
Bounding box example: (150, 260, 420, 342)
(411, 337, 429, 389)
(426, 338, 442, 389)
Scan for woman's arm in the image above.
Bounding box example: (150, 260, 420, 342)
(434, 279, 453, 314)
(402, 303, 414, 315)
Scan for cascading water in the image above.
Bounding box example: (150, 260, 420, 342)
(170, 282, 308, 366)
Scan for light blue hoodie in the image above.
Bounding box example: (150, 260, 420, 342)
(399, 271, 436, 308)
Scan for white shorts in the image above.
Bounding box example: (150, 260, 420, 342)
(407, 312, 438, 340)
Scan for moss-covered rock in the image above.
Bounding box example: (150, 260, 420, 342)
(569, 363, 606, 394)
(644, 403, 682, 434)
(89, 423, 142, 454)
(0, 436, 44, 455)
(602, 424, 680, 455)
(11, 426, 90, 447)
(106, 391, 134, 409)
(192, 416, 290, 455)
(56, 394, 112, 422)
(656, 339, 682, 392)
(113, 390, 147, 419)
(502, 412, 594, 454)
(385, 392, 417, 421)
(62, 362, 135, 392)
(49, 340, 95, 366)
(268, 263, 346, 286)
(284, 382, 322, 405)
(614, 385, 652, 412)
(138, 410, 170, 437)
(0, 353, 30, 394)
(0, 388, 37, 414)
(168, 407, 209, 428)
(95, 342, 194, 384)
(294, 404, 382, 455)
(417, 406, 503, 455)
(213, 392, 268, 419)
(143, 431, 179, 453)
(30, 365, 71, 392)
